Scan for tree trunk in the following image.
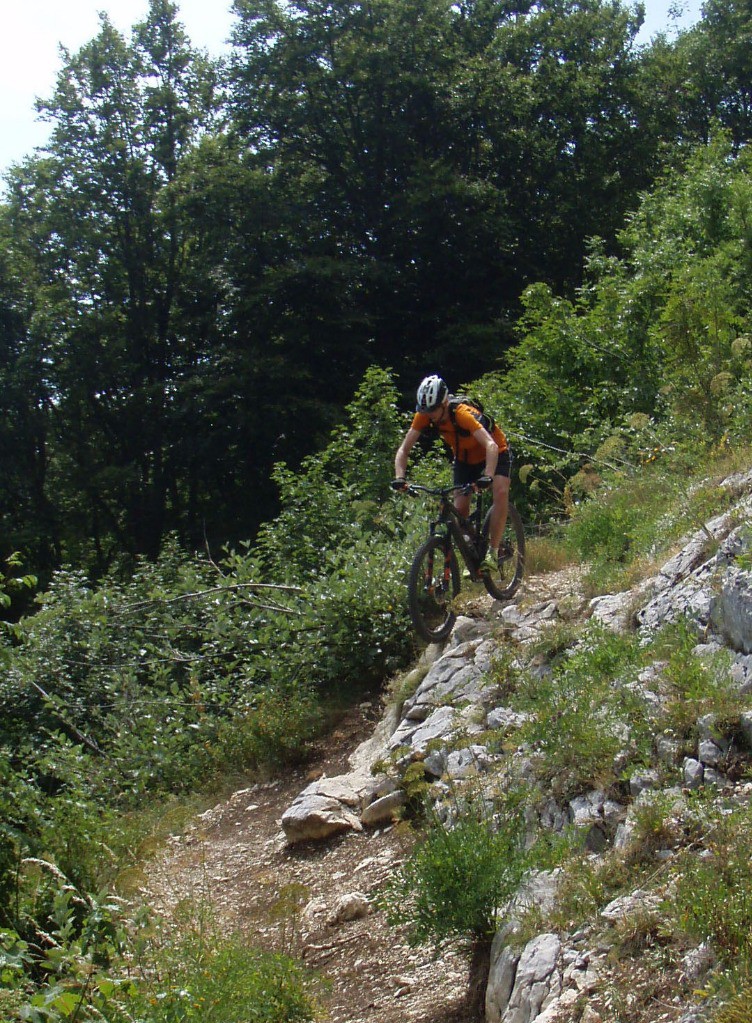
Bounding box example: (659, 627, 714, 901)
(465, 935, 492, 1021)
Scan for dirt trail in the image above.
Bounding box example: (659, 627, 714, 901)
(141, 702, 474, 1023)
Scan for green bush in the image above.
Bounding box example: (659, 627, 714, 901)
(123, 933, 319, 1023)
(380, 799, 530, 946)
(255, 364, 406, 580)
(211, 681, 322, 771)
(0, 547, 232, 800)
(564, 467, 683, 591)
(0, 882, 132, 1023)
(567, 494, 642, 564)
(0, 897, 319, 1023)
(464, 135, 752, 530)
(0, 366, 423, 1007)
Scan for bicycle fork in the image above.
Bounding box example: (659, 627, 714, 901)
(423, 536, 453, 596)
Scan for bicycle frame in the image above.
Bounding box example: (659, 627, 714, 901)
(406, 483, 488, 577)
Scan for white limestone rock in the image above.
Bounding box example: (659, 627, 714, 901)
(281, 793, 363, 844)
(327, 891, 371, 926)
(486, 933, 562, 1023)
(710, 566, 752, 654)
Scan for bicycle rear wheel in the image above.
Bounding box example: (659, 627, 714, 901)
(407, 535, 461, 643)
(480, 502, 525, 600)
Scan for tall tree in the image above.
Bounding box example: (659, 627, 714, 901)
(228, 0, 520, 385)
(676, 0, 752, 147)
(633, 0, 752, 157)
(226, 0, 664, 396)
(0, 217, 56, 571)
(3, 0, 220, 569)
(459, 0, 650, 286)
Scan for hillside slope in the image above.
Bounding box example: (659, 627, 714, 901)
(143, 468, 752, 1023)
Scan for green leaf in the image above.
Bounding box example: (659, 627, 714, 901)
(52, 991, 80, 1016)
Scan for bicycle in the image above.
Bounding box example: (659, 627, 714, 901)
(403, 483, 525, 643)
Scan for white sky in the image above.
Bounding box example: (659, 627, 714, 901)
(1, 0, 704, 178)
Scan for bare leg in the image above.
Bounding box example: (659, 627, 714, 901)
(488, 476, 510, 553)
(454, 492, 471, 520)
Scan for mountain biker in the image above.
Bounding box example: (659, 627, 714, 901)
(392, 374, 512, 574)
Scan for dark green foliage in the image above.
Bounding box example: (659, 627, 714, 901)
(5, 0, 730, 572)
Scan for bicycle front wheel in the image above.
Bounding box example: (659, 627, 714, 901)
(407, 536, 461, 643)
(480, 502, 525, 601)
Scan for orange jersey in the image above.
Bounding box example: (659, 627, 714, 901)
(411, 402, 508, 464)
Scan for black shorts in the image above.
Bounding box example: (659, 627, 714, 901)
(453, 448, 513, 487)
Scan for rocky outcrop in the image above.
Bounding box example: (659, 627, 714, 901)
(281, 594, 573, 843)
(281, 763, 413, 843)
(282, 624, 501, 842)
(281, 701, 406, 842)
(588, 474, 752, 639)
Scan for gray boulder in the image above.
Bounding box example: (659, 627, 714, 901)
(486, 933, 562, 1023)
(710, 566, 752, 654)
(281, 792, 362, 844)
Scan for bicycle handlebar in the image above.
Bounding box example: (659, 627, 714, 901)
(405, 482, 474, 498)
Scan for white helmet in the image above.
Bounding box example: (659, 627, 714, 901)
(416, 374, 448, 412)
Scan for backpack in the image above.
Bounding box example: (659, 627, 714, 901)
(447, 394, 496, 436)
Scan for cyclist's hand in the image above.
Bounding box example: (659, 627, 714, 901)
(391, 477, 408, 492)
(475, 475, 493, 491)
